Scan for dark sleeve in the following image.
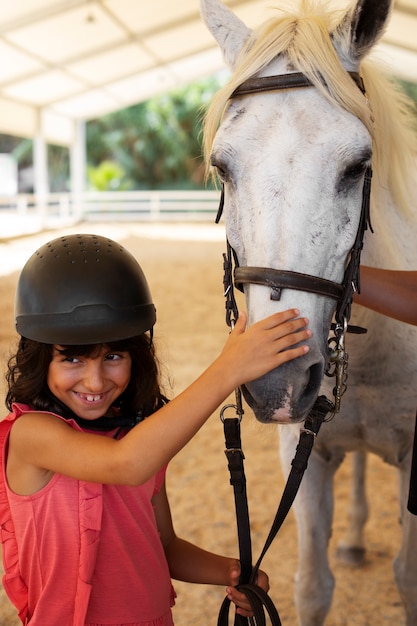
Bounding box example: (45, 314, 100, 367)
(407, 411, 417, 515)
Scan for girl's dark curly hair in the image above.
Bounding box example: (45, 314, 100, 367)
(6, 334, 167, 420)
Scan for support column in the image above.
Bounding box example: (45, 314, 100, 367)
(33, 129, 49, 227)
(70, 119, 86, 220)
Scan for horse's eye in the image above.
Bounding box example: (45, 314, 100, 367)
(337, 159, 370, 193)
(215, 166, 228, 182)
(343, 161, 367, 181)
(210, 156, 229, 182)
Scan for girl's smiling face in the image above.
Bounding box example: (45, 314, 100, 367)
(47, 345, 132, 420)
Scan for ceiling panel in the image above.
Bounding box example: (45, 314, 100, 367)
(0, 0, 61, 25)
(3, 69, 84, 105)
(0, 0, 415, 144)
(67, 43, 155, 84)
(0, 40, 43, 82)
(104, 0, 198, 33)
(144, 20, 215, 61)
(53, 87, 122, 119)
(4, 5, 126, 63)
(104, 66, 178, 105)
(168, 48, 225, 83)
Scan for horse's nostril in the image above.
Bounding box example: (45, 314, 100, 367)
(306, 362, 325, 395)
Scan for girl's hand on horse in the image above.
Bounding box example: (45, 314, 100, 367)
(226, 560, 270, 617)
(220, 309, 311, 387)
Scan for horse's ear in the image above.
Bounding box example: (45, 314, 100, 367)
(200, 0, 252, 69)
(349, 0, 392, 60)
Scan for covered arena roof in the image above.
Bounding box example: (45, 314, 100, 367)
(0, 0, 416, 145)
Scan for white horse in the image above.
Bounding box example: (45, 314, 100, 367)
(200, 0, 417, 624)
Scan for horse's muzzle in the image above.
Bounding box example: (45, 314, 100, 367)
(241, 358, 325, 423)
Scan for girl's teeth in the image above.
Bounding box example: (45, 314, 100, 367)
(86, 394, 101, 402)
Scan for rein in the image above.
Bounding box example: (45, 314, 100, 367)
(215, 69, 372, 624)
(218, 394, 332, 626)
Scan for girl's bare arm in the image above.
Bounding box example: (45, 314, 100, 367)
(9, 309, 311, 489)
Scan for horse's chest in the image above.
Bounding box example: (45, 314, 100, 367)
(316, 377, 416, 463)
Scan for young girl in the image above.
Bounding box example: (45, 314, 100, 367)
(0, 233, 312, 626)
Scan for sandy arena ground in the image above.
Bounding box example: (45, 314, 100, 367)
(0, 222, 406, 625)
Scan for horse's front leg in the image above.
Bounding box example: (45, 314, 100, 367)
(394, 452, 417, 625)
(279, 426, 343, 626)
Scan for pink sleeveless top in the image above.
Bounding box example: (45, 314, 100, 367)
(0, 404, 176, 626)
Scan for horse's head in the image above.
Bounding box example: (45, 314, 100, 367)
(201, 0, 392, 423)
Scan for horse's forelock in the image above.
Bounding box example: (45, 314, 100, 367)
(203, 2, 369, 176)
(203, 1, 417, 220)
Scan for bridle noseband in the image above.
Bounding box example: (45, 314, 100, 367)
(234, 266, 344, 301)
(217, 69, 372, 417)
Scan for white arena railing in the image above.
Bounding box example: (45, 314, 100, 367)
(0, 189, 221, 239)
(82, 189, 220, 221)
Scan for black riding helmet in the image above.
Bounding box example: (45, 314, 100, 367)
(15, 233, 156, 345)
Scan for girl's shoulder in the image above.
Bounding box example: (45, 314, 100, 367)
(3, 403, 81, 430)
(4, 409, 82, 491)
(2, 402, 32, 421)
(1, 404, 69, 441)
(4, 402, 67, 420)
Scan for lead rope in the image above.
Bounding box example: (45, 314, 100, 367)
(218, 387, 332, 626)
(217, 247, 332, 625)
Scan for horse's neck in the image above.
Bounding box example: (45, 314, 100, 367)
(362, 190, 417, 270)
(348, 187, 417, 377)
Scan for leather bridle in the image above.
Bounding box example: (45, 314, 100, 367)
(216, 69, 372, 416)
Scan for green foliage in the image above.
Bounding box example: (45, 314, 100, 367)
(398, 79, 417, 120)
(86, 75, 226, 190)
(87, 160, 132, 191)
(400, 79, 417, 105)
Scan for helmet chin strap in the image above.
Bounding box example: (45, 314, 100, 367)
(71, 414, 144, 439)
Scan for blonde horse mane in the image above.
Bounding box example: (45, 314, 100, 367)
(203, 0, 417, 218)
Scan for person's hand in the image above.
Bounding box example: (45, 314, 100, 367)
(225, 560, 270, 617)
(220, 308, 311, 388)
